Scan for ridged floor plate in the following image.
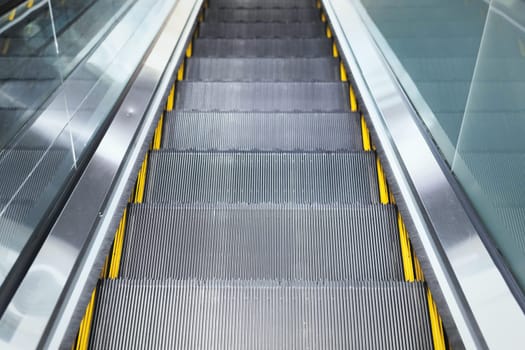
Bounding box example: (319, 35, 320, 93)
(121, 203, 404, 280)
(185, 58, 339, 81)
(90, 280, 433, 349)
(204, 8, 321, 22)
(175, 82, 349, 112)
(211, 0, 315, 8)
(193, 39, 331, 58)
(162, 111, 362, 151)
(145, 151, 379, 204)
(199, 22, 324, 38)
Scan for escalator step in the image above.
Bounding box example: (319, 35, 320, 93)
(90, 280, 433, 349)
(193, 38, 331, 58)
(162, 111, 362, 151)
(211, 0, 315, 8)
(120, 203, 404, 280)
(185, 58, 339, 81)
(199, 22, 324, 38)
(145, 151, 379, 204)
(205, 8, 321, 22)
(175, 82, 349, 112)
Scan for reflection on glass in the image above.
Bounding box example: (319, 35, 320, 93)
(453, 0, 525, 291)
(0, 0, 172, 289)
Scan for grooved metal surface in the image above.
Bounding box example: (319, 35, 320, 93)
(199, 22, 324, 38)
(163, 111, 362, 151)
(185, 58, 339, 81)
(175, 82, 349, 112)
(145, 151, 379, 204)
(211, 0, 315, 8)
(121, 203, 404, 280)
(193, 38, 331, 58)
(90, 280, 434, 349)
(205, 8, 321, 22)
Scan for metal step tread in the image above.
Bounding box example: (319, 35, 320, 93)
(210, 0, 316, 8)
(185, 58, 339, 81)
(162, 111, 362, 151)
(90, 280, 433, 349)
(144, 151, 379, 204)
(204, 8, 321, 22)
(199, 22, 325, 38)
(193, 38, 331, 58)
(120, 203, 404, 280)
(175, 82, 349, 112)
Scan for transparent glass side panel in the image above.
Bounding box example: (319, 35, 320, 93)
(453, 1, 525, 291)
(359, 0, 488, 162)
(0, 0, 175, 288)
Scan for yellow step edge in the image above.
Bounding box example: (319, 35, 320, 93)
(414, 253, 425, 281)
(316, 0, 321, 9)
(397, 212, 415, 282)
(360, 115, 371, 152)
(27, 0, 34, 8)
(133, 153, 149, 204)
(166, 85, 175, 112)
(427, 289, 447, 350)
(349, 85, 357, 112)
(152, 113, 164, 150)
(326, 26, 332, 39)
(108, 208, 128, 279)
(2, 38, 11, 55)
(321, 12, 327, 23)
(8, 9, 16, 21)
(332, 42, 339, 57)
(376, 157, 389, 204)
(186, 41, 193, 58)
(75, 289, 97, 350)
(340, 62, 347, 82)
(99, 256, 109, 279)
(177, 61, 185, 81)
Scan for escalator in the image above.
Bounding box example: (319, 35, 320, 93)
(83, 0, 440, 348)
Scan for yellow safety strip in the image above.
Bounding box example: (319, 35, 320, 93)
(99, 256, 109, 279)
(2, 38, 10, 55)
(166, 85, 175, 112)
(332, 42, 338, 57)
(186, 41, 193, 58)
(177, 62, 185, 81)
(316, 0, 321, 9)
(152, 113, 164, 150)
(75, 289, 97, 350)
(414, 254, 425, 281)
(134, 153, 149, 203)
(389, 189, 396, 204)
(340, 62, 347, 82)
(204, 0, 209, 9)
(8, 9, 16, 21)
(326, 26, 332, 39)
(108, 208, 128, 279)
(349, 85, 357, 111)
(376, 157, 389, 204)
(427, 289, 447, 350)
(397, 212, 415, 282)
(360, 115, 371, 152)
(27, 0, 34, 8)
(321, 12, 326, 23)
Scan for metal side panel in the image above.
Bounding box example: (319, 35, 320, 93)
(204, 8, 321, 22)
(162, 111, 362, 151)
(210, 0, 315, 8)
(144, 151, 379, 204)
(185, 58, 339, 81)
(175, 82, 350, 112)
(198, 22, 325, 38)
(89, 280, 433, 349)
(120, 203, 404, 280)
(192, 38, 331, 58)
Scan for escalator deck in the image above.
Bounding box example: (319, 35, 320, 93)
(86, 0, 436, 348)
